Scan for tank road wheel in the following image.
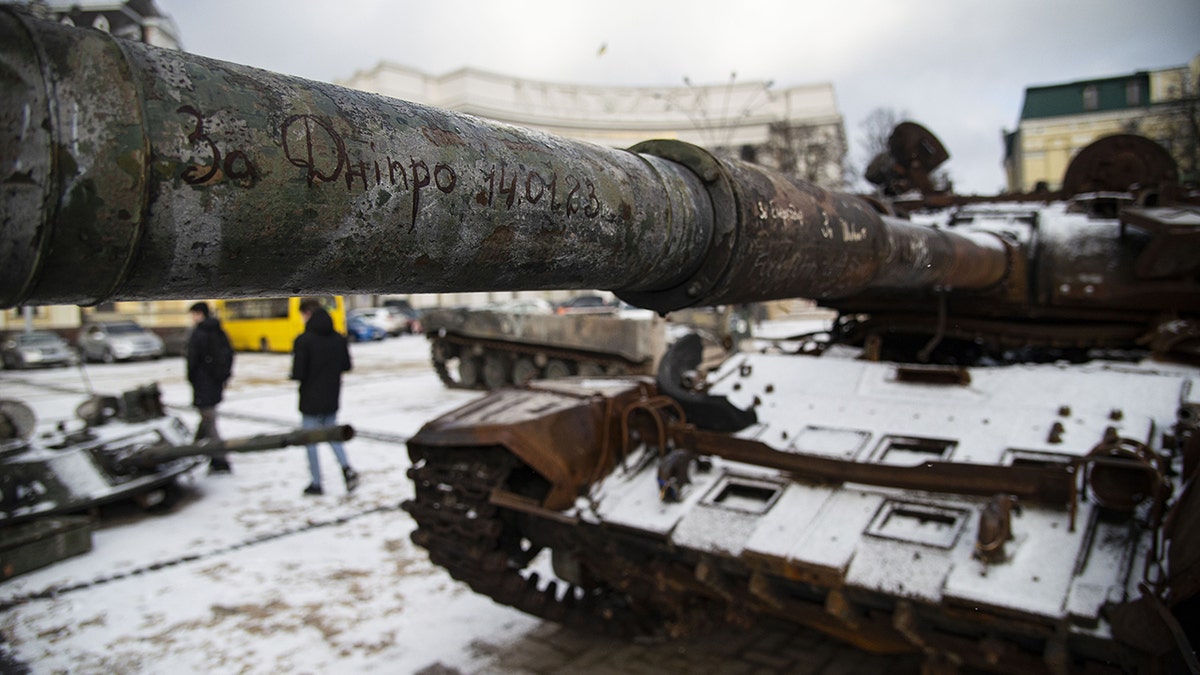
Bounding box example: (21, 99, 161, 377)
(431, 340, 460, 387)
(458, 356, 483, 389)
(576, 362, 604, 377)
(511, 357, 540, 385)
(543, 359, 572, 380)
(136, 479, 182, 513)
(482, 352, 510, 390)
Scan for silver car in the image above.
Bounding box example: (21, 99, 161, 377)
(78, 321, 165, 363)
(1, 331, 77, 369)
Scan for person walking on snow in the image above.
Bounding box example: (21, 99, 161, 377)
(291, 298, 358, 496)
(186, 301, 234, 473)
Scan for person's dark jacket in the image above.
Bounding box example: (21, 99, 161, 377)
(187, 317, 231, 408)
(290, 308, 352, 415)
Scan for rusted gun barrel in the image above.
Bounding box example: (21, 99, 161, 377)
(0, 10, 1008, 314)
(122, 424, 355, 468)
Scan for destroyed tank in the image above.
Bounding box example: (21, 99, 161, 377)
(2, 9, 1198, 671)
(403, 133, 1200, 673)
(0, 383, 354, 526)
(422, 303, 667, 389)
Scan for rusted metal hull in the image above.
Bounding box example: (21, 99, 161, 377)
(405, 349, 1200, 671)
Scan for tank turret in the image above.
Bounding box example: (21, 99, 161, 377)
(2, 8, 1005, 315)
(0, 383, 354, 526)
(3, 10, 1200, 672)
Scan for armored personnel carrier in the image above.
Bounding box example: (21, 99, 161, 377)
(422, 304, 667, 389)
(422, 302, 747, 390)
(2, 9, 1197, 671)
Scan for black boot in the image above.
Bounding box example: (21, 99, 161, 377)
(303, 483, 323, 496)
(342, 467, 359, 493)
(208, 455, 232, 474)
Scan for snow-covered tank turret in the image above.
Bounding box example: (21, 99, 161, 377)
(0, 384, 354, 529)
(405, 130, 1200, 673)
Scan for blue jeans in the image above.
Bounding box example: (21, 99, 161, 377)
(302, 413, 350, 487)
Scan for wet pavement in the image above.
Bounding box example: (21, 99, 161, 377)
(432, 619, 921, 674)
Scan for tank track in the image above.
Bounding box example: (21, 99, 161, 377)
(401, 444, 640, 636)
(429, 343, 459, 388)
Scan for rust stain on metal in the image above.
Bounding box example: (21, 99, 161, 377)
(420, 126, 465, 147)
(475, 226, 515, 265)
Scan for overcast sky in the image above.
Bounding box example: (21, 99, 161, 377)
(155, 0, 1199, 194)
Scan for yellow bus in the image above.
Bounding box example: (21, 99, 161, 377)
(215, 296, 346, 353)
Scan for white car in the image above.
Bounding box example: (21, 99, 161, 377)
(348, 307, 408, 336)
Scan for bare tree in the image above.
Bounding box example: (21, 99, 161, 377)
(858, 108, 909, 160)
(848, 107, 904, 191)
(855, 107, 956, 194)
(672, 73, 849, 190)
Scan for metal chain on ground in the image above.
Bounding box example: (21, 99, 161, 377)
(0, 502, 406, 611)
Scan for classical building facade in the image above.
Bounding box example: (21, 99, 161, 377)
(338, 63, 846, 187)
(1004, 54, 1200, 193)
(26, 0, 180, 47)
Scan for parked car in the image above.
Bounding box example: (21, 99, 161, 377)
(346, 314, 387, 342)
(554, 294, 616, 315)
(77, 320, 165, 363)
(382, 299, 423, 333)
(349, 307, 409, 336)
(1, 331, 77, 369)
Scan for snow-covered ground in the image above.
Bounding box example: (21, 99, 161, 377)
(1, 335, 550, 673)
(1, 316, 855, 674)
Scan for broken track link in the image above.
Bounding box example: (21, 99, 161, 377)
(401, 444, 642, 636)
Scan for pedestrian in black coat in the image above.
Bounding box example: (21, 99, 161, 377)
(186, 301, 233, 473)
(291, 299, 358, 495)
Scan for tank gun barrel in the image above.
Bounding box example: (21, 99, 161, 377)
(123, 424, 354, 468)
(1, 10, 1008, 313)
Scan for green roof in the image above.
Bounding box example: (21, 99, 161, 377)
(1020, 73, 1150, 120)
